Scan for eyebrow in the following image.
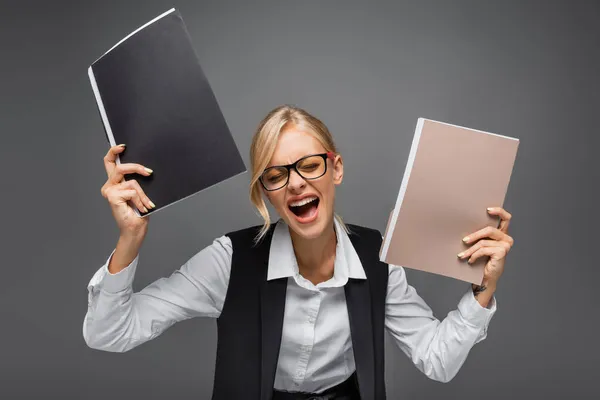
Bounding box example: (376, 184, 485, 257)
(268, 151, 331, 169)
(266, 154, 310, 168)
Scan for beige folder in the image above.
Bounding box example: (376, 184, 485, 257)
(379, 118, 519, 285)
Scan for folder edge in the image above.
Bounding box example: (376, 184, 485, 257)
(379, 117, 425, 262)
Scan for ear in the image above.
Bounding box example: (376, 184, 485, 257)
(332, 154, 344, 185)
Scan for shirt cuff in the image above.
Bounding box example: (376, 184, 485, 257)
(457, 288, 497, 328)
(87, 249, 139, 294)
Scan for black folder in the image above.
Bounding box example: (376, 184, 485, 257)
(88, 8, 246, 217)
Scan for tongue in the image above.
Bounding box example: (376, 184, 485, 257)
(294, 201, 318, 218)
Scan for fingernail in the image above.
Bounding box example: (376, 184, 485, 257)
(457, 252, 465, 258)
(487, 207, 493, 212)
(143, 207, 148, 213)
(463, 236, 470, 242)
(145, 167, 153, 174)
(119, 143, 126, 147)
(149, 200, 156, 208)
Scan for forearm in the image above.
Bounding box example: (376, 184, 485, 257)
(108, 232, 146, 274)
(386, 266, 497, 383)
(83, 288, 143, 352)
(397, 310, 487, 383)
(85, 234, 152, 353)
(84, 236, 229, 352)
(84, 276, 180, 353)
(472, 280, 497, 308)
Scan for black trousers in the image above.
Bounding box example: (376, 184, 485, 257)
(272, 372, 360, 400)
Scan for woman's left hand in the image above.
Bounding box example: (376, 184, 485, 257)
(458, 207, 514, 287)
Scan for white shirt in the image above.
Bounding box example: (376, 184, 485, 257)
(83, 218, 497, 392)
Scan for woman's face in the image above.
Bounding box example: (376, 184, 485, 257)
(262, 124, 343, 240)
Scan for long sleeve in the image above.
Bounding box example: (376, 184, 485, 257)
(384, 264, 497, 383)
(83, 235, 233, 353)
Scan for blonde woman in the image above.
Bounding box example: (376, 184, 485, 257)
(84, 105, 514, 400)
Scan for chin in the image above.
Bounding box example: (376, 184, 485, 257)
(288, 220, 326, 240)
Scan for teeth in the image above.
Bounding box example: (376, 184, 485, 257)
(290, 196, 318, 207)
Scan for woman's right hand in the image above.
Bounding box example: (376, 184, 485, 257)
(100, 144, 156, 236)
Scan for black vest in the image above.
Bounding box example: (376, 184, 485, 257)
(212, 223, 389, 400)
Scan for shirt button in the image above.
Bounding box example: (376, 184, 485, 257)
(308, 316, 315, 323)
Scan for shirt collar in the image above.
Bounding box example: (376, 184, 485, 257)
(267, 218, 367, 284)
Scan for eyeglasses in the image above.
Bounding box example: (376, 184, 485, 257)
(259, 152, 335, 191)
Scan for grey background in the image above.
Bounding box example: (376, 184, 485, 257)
(0, 0, 597, 399)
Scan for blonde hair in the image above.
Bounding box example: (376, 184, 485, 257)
(249, 104, 349, 243)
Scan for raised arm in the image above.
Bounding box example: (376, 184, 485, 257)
(83, 235, 232, 352)
(384, 265, 497, 383)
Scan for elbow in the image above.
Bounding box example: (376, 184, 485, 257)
(83, 330, 104, 351)
(82, 317, 99, 349)
(83, 333, 130, 353)
(411, 347, 462, 384)
(429, 371, 456, 384)
(83, 335, 103, 351)
(418, 361, 457, 383)
(82, 327, 108, 351)
(82, 320, 130, 353)
(418, 362, 455, 383)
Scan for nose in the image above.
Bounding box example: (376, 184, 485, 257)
(287, 169, 306, 191)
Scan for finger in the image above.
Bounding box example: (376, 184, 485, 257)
(109, 186, 148, 214)
(487, 207, 512, 232)
(122, 179, 155, 210)
(103, 144, 127, 177)
(463, 225, 507, 244)
(123, 189, 148, 214)
(108, 163, 153, 185)
(457, 239, 503, 259)
(468, 246, 507, 264)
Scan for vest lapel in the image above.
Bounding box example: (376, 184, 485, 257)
(346, 230, 379, 400)
(260, 276, 287, 400)
(345, 278, 375, 400)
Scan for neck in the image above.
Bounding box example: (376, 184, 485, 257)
(289, 219, 337, 285)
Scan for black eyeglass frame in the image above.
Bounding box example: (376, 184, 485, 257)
(259, 152, 336, 191)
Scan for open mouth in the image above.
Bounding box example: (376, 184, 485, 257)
(288, 196, 320, 221)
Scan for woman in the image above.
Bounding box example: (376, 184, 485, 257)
(84, 105, 514, 400)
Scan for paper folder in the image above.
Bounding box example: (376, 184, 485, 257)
(380, 118, 519, 285)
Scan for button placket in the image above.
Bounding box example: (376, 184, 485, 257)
(293, 289, 321, 386)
